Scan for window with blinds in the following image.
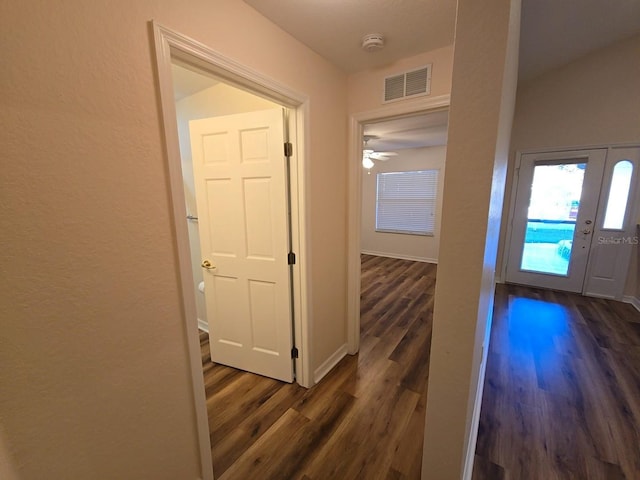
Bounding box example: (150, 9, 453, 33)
(376, 170, 439, 236)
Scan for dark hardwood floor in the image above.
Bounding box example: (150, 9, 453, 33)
(200, 254, 435, 479)
(201, 256, 640, 479)
(473, 283, 640, 480)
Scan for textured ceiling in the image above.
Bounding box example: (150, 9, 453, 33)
(244, 0, 640, 80)
(519, 0, 640, 81)
(244, 0, 456, 73)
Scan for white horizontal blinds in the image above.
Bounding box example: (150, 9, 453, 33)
(376, 170, 439, 236)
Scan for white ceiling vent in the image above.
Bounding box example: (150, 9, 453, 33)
(383, 64, 432, 103)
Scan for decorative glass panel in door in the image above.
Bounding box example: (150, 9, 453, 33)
(520, 162, 585, 276)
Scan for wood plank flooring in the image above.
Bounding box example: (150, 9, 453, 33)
(200, 254, 435, 480)
(473, 283, 640, 480)
(202, 257, 640, 479)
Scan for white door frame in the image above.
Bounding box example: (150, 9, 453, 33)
(502, 142, 640, 298)
(151, 21, 312, 479)
(346, 95, 450, 354)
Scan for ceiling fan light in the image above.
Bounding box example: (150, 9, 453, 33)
(362, 157, 375, 169)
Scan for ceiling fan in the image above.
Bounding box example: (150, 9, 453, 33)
(362, 135, 397, 169)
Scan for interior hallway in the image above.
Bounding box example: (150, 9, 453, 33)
(201, 254, 435, 479)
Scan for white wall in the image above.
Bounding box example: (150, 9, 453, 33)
(361, 146, 446, 262)
(174, 81, 279, 329)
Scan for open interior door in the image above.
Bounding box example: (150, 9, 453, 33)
(190, 108, 294, 382)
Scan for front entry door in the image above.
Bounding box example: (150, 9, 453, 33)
(505, 149, 607, 292)
(190, 108, 294, 382)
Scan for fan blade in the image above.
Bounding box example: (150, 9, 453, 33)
(370, 151, 397, 160)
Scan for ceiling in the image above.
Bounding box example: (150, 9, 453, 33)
(244, 0, 640, 81)
(171, 63, 218, 101)
(519, 0, 640, 81)
(244, 0, 456, 74)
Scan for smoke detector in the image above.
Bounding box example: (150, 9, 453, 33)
(361, 33, 385, 52)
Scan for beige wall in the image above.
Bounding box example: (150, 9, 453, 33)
(0, 1, 348, 478)
(347, 46, 454, 114)
(361, 146, 446, 262)
(422, 0, 521, 478)
(174, 82, 279, 329)
(498, 33, 640, 295)
(511, 33, 640, 151)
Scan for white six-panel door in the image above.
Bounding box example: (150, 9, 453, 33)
(190, 108, 294, 382)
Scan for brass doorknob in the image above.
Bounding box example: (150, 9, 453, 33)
(201, 260, 216, 270)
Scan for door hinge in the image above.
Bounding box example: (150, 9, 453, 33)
(284, 142, 293, 157)
(291, 347, 299, 359)
(288, 251, 296, 265)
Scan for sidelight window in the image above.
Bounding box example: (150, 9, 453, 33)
(603, 160, 633, 230)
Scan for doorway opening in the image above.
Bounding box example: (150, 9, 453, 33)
(152, 22, 312, 479)
(359, 111, 448, 264)
(170, 61, 298, 382)
(504, 146, 640, 299)
(346, 95, 450, 354)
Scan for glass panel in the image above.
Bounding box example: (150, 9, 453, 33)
(603, 160, 633, 230)
(520, 162, 586, 276)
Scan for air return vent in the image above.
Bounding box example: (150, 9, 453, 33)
(383, 64, 432, 103)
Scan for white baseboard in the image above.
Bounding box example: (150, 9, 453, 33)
(197, 318, 209, 333)
(360, 250, 437, 264)
(623, 295, 640, 312)
(314, 343, 348, 384)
